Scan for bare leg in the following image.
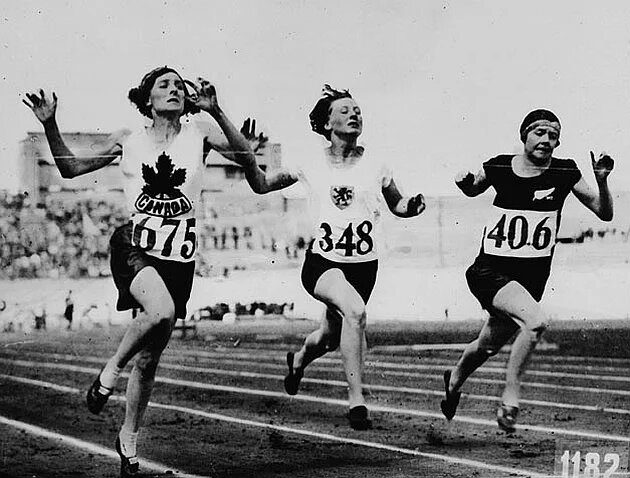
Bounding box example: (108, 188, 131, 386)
(100, 267, 175, 389)
(122, 318, 173, 434)
(112, 268, 177, 461)
(293, 308, 341, 370)
(312, 269, 367, 409)
(491, 281, 547, 408)
(449, 313, 518, 394)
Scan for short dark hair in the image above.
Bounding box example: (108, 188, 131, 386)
(128, 66, 200, 119)
(519, 109, 560, 143)
(309, 84, 353, 140)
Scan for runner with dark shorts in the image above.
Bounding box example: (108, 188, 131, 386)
(441, 109, 614, 432)
(237, 85, 426, 429)
(24, 68, 257, 477)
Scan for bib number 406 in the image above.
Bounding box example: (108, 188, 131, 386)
(487, 214, 553, 251)
(319, 220, 373, 257)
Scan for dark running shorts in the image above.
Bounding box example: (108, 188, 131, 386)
(300, 250, 378, 304)
(465, 255, 550, 310)
(110, 222, 195, 320)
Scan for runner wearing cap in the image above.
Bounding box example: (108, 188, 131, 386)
(441, 109, 614, 432)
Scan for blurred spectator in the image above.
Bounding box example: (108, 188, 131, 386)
(0, 192, 306, 280)
(64, 290, 74, 330)
(0, 194, 126, 279)
(232, 226, 240, 249)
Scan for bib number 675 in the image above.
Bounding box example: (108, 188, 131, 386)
(132, 217, 196, 260)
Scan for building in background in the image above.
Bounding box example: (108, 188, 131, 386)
(18, 131, 284, 215)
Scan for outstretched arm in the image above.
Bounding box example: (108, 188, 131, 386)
(454, 168, 490, 197)
(237, 117, 297, 193)
(243, 167, 298, 194)
(186, 78, 257, 168)
(188, 78, 298, 193)
(23, 90, 125, 178)
(382, 179, 425, 218)
(572, 151, 614, 221)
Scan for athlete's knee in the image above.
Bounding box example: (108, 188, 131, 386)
(144, 302, 176, 328)
(528, 320, 547, 341)
(343, 303, 367, 328)
(522, 312, 548, 341)
(134, 349, 161, 377)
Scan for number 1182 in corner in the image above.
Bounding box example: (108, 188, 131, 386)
(554, 440, 629, 477)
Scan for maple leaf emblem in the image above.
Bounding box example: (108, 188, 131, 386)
(141, 152, 187, 199)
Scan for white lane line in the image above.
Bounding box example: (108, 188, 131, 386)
(3, 349, 628, 386)
(0, 374, 546, 478)
(172, 353, 630, 381)
(162, 349, 630, 382)
(169, 345, 630, 366)
(0, 414, 208, 478)
(156, 363, 630, 414)
(150, 402, 550, 478)
(3, 357, 630, 415)
(369, 343, 469, 351)
(2, 367, 629, 444)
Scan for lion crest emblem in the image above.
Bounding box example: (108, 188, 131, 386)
(330, 186, 354, 210)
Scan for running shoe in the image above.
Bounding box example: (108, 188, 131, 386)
(115, 436, 139, 477)
(86, 369, 113, 415)
(440, 370, 461, 420)
(497, 404, 519, 433)
(347, 405, 372, 430)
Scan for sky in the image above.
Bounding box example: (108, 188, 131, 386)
(2, 0, 630, 198)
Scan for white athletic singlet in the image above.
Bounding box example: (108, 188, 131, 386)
(292, 149, 392, 263)
(120, 122, 206, 262)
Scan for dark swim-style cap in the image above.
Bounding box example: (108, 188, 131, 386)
(519, 109, 561, 143)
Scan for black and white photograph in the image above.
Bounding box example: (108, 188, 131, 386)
(0, 1, 629, 477)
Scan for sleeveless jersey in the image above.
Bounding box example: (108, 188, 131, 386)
(293, 149, 392, 263)
(477, 154, 581, 271)
(120, 122, 205, 262)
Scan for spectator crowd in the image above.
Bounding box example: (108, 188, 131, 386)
(0, 192, 308, 280)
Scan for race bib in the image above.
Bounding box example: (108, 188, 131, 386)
(131, 214, 197, 262)
(315, 220, 375, 261)
(482, 208, 557, 258)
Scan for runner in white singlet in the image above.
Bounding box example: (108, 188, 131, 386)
(24, 66, 257, 476)
(238, 85, 426, 430)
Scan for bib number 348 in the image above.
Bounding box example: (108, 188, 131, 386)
(319, 220, 373, 257)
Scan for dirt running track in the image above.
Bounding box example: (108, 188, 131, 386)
(0, 320, 629, 478)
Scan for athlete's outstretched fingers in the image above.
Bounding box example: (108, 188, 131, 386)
(183, 79, 200, 100)
(240, 118, 252, 137)
(591, 151, 615, 179)
(23, 90, 58, 123)
(455, 170, 474, 184)
(408, 193, 425, 215)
